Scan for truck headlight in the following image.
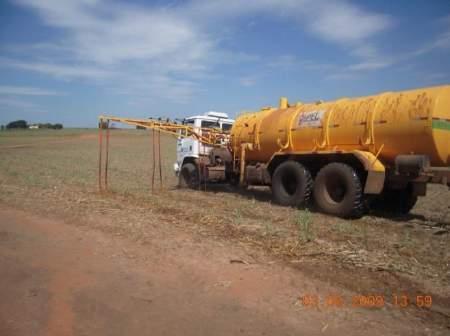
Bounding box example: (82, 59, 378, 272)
(173, 162, 180, 175)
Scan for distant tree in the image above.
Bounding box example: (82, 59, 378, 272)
(0, 125, 4, 130)
(6, 120, 28, 129)
(53, 123, 63, 129)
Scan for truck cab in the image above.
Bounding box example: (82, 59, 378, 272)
(174, 111, 234, 176)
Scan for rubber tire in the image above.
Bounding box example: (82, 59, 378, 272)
(178, 163, 198, 189)
(370, 186, 418, 215)
(313, 163, 364, 218)
(271, 161, 313, 207)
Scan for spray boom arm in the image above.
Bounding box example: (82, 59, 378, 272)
(99, 115, 229, 147)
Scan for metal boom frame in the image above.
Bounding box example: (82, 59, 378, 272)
(97, 115, 230, 192)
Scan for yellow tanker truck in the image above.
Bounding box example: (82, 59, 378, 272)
(225, 85, 450, 217)
(100, 85, 450, 218)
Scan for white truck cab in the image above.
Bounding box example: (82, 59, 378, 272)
(174, 111, 234, 175)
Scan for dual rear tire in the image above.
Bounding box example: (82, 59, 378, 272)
(271, 161, 364, 218)
(313, 163, 365, 218)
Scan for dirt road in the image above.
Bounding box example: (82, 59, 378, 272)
(0, 204, 445, 336)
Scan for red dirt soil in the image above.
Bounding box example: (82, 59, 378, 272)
(0, 204, 446, 336)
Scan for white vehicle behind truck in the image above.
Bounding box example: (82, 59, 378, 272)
(174, 111, 234, 177)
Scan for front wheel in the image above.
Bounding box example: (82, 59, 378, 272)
(313, 163, 365, 218)
(178, 163, 199, 189)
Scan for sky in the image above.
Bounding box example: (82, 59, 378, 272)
(0, 0, 450, 127)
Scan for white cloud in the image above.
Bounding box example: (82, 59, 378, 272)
(336, 14, 450, 78)
(0, 97, 38, 109)
(239, 77, 257, 87)
(0, 85, 64, 96)
(326, 72, 360, 81)
(8, 0, 395, 99)
(188, 0, 394, 79)
(306, 1, 392, 45)
(348, 60, 393, 71)
(433, 14, 450, 49)
(409, 16, 450, 57)
(0, 57, 113, 80)
(268, 55, 298, 70)
(13, 0, 213, 67)
(0, 85, 55, 114)
(187, 0, 392, 45)
(109, 73, 199, 103)
(10, 0, 217, 103)
(422, 73, 449, 82)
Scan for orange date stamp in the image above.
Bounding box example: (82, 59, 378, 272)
(299, 294, 432, 309)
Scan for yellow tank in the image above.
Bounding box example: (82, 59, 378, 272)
(231, 85, 450, 167)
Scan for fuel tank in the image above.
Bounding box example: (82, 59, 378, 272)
(231, 85, 450, 167)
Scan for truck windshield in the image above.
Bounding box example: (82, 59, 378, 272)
(184, 119, 195, 126)
(201, 120, 220, 129)
(222, 123, 232, 131)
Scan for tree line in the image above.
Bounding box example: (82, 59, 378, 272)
(1, 120, 63, 130)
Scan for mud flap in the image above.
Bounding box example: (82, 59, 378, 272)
(352, 150, 386, 194)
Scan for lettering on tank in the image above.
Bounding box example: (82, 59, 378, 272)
(298, 110, 325, 127)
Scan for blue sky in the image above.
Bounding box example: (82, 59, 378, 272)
(0, 0, 449, 127)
